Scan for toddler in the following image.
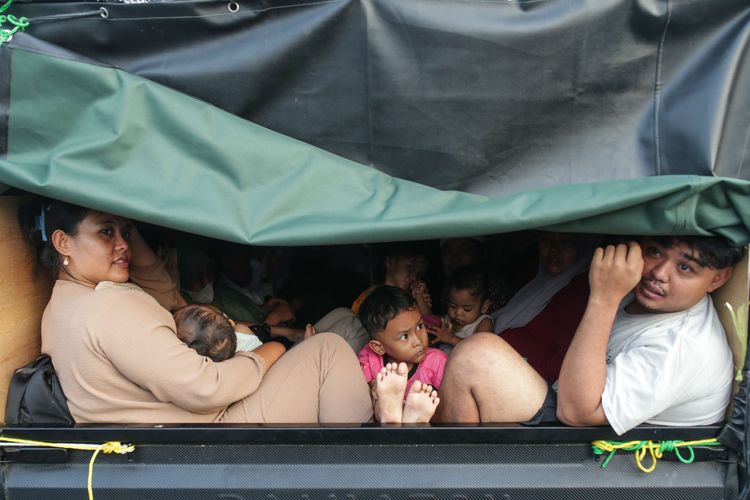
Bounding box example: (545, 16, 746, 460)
(358, 285, 446, 423)
(427, 266, 494, 354)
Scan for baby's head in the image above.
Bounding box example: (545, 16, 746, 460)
(172, 304, 236, 362)
(445, 266, 490, 328)
(359, 285, 428, 366)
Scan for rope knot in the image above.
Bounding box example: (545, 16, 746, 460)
(100, 441, 135, 455)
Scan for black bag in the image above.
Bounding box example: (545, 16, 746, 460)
(5, 354, 74, 426)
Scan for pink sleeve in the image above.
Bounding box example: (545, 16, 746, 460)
(358, 345, 382, 383)
(424, 348, 448, 389)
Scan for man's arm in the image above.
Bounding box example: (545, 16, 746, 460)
(556, 242, 643, 426)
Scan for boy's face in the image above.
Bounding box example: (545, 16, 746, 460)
(369, 308, 428, 366)
(629, 238, 733, 314)
(446, 288, 489, 328)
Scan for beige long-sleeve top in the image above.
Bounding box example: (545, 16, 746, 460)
(41, 261, 267, 423)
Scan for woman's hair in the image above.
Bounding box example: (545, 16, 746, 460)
(445, 266, 488, 301)
(173, 305, 236, 362)
(17, 198, 91, 277)
(358, 285, 416, 338)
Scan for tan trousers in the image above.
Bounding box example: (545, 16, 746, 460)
(220, 333, 373, 423)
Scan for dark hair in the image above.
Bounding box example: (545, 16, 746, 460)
(648, 236, 745, 270)
(445, 266, 488, 301)
(176, 245, 215, 289)
(17, 198, 91, 277)
(358, 285, 416, 338)
(173, 305, 237, 362)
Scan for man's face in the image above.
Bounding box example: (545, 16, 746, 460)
(629, 238, 732, 314)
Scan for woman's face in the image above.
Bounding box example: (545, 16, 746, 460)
(57, 212, 133, 287)
(538, 232, 578, 276)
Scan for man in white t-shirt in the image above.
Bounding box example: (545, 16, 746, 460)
(436, 236, 743, 435)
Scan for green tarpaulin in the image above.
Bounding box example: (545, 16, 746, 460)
(1, 47, 750, 245)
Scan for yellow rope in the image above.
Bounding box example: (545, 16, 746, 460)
(0, 436, 135, 500)
(591, 438, 721, 473)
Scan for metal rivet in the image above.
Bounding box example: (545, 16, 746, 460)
(228, 1, 239, 13)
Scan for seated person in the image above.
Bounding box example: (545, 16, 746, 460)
(214, 243, 280, 320)
(426, 266, 494, 354)
(23, 199, 372, 424)
(358, 285, 446, 423)
(352, 244, 431, 316)
(435, 236, 742, 435)
(493, 232, 595, 383)
(177, 244, 304, 345)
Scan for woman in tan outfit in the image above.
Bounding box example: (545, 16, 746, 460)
(21, 199, 373, 424)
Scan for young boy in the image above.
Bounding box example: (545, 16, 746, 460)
(358, 285, 446, 423)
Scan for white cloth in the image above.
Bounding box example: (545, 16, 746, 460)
(235, 332, 264, 352)
(601, 295, 733, 435)
(440, 313, 492, 355)
(492, 261, 590, 333)
(454, 313, 493, 339)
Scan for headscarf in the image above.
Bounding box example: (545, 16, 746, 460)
(492, 234, 598, 333)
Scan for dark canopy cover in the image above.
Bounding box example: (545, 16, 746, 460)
(0, 0, 749, 244)
(1, 0, 750, 456)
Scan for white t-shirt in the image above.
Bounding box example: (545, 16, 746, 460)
(601, 294, 733, 435)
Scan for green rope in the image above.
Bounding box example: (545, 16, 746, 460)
(0, 0, 13, 14)
(0, 0, 29, 47)
(591, 439, 721, 472)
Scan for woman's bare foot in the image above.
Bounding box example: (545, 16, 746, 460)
(402, 381, 440, 423)
(375, 362, 408, 423)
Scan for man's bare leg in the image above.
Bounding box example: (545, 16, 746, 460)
(402, 381, 440, 423)
(435, 333, 548, 423)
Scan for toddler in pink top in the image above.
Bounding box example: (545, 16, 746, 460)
(358, 285, 446, 423)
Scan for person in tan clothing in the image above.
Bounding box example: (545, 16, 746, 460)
(20, 199, 373, 424)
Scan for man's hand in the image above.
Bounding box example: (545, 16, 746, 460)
(588, 241, 644, 308)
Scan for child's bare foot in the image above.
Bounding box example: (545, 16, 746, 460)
(304, 323, 318, 340)
(402, 381, 440, 423)
(375, 362, 408, 423)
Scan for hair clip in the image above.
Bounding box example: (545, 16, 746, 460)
(34, 205, 50, 242)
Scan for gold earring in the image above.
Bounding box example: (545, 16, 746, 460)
(63, 256, 69, 266)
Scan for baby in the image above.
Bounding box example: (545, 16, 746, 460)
(173, 304, 316, 361)
(358, 285, 446, 423)
(172, 304, 265, 361)
(427, 266, 493, 354)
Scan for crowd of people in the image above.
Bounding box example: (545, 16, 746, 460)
(18, 198, 744, 433)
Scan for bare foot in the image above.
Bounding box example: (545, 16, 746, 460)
(402, 381, 440, 423)
(304, 323, 318, 340)
(375, 362, 408, 423)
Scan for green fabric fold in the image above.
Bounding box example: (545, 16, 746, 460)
(2, 47, 750, 245)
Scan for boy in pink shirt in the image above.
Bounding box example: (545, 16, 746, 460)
(358, 285, 447, 423)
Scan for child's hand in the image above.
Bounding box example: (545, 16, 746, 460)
(427, 318, 456, 346)
(412, 280, 433, 313)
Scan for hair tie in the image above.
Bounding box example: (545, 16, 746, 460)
(34, 205, 49, 242)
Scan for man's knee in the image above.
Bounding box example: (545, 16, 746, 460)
(449, 333, 507, 372)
